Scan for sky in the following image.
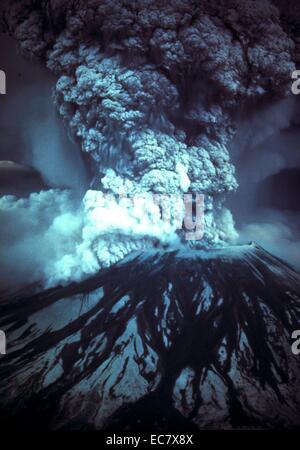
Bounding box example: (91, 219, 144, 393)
(227, 97, 300, 268)
(0, 33, 89, 196)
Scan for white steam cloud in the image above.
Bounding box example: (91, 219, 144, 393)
(0, 189, 184, 290)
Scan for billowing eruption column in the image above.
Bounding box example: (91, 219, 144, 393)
(0, 0, 299, 280)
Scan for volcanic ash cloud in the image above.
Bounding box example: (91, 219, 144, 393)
(0, 0, 298, 286)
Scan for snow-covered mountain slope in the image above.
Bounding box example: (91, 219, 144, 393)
(0, 243, 300, 430)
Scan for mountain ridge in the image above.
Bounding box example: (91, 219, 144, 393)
(0, 243, 300, 430)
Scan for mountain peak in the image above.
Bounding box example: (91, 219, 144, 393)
(1, 245, 300, 430)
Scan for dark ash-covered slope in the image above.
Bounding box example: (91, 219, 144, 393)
(0, 243, 300, 430)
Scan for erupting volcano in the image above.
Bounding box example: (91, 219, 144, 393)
(0, 0, 300, 431)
